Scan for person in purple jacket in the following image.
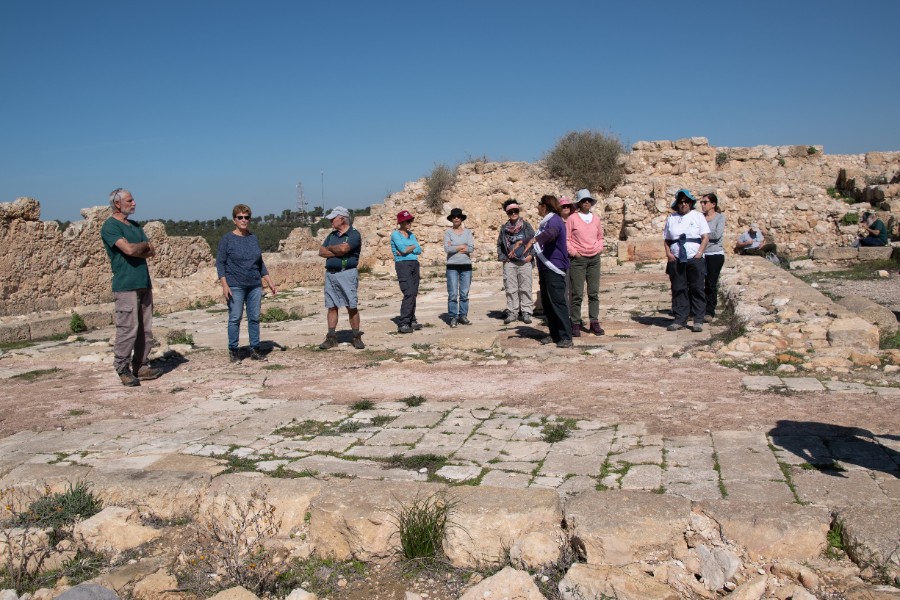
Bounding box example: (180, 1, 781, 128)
(524, 195, 573, 348)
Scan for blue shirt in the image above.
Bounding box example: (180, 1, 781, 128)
(216, 232, 269, 288)
(390, 230, 422, 262)
(322, 227, 362, 270)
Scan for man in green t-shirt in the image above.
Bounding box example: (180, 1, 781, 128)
(858, 212, 889, 247)
(100, 188, 163, 387)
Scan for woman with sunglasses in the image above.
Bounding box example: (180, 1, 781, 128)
(700, 193, 725, 322)
(663, 190, 709, 332)
(216, 204, 277, 362)
(496, 199, 535, 324)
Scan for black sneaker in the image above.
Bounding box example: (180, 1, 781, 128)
(449, 318, 458, 328)
(250, 348, 265, 360)
(118, 368, 140, 387)
(539, 336, 553, 345)
(398, 324, 413, 334)
(458, 316, 471, 325)
(411, 321, 423, 330)
(229, 349, 241, 363)
(556, 339, 574, 349)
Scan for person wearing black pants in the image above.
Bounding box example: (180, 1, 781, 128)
(700, 193, 726, 322)
(663, 189, 710, 332)
(390, 210, 423, 334)
(539, 269, 571, 345)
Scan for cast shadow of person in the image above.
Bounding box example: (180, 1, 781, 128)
(768, 420, 900, 478)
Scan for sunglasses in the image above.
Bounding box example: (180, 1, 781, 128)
(235, 215, 251, 220)
(506, 209, 519, 215)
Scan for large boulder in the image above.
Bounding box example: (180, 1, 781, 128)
(826, 316, 880, 351)
(837, 295, 898, 334)
(73, 506, 161, 554)
(459, 566, 545, 600)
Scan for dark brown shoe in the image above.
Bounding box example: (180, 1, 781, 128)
(135, 366, 163, 380)
(319, 334, 337, 350)
(571, 323, 582, 337)
(351, 334, 365, 350)
(589, 321, 605, 336)
(118, 368, 140, 387)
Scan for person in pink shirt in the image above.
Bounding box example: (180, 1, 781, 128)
(566, 189, 605, 336)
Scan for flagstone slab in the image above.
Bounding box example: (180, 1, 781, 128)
(540, 452, 605, 477)
(288, 454, 425, 482)
(781, 377, 826, 392)
(742, 375, 783, 390)
(411, 431, 468, 455)
(388, 411, 445, 428)
(479, 470, 531, 489)
(499, 440, 550, 462)
(435, 465, 482, 482)
(364, 428, 428, 446)
(619, 464, 663, 490)
(823, 381, 872, 393)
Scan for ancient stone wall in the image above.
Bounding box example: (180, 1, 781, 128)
(351, 139, 899, 274)
(0, 198, 213, 316)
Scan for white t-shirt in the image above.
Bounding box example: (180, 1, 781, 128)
(663, 210, 710, 261)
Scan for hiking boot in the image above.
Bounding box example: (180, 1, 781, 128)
(691, 323, 704, 333)
(135, 365, 163, 380)
(666, 323, 685, 331)
(411, 321, 423, 330)
(503, 312, 516, 325)
(458, 316, 471, 325)
(449, 317, 458, 328)
(319, 334, 338, 350)
(521, 314, 532, 324)
(539, 335, 553, 345)
(703, 314, 714, 323)
(398, 324, 413, 334)
(571, 322, 582, 337)
(250, 348, 265, 360)
(589, 320, 605, 336)
(556, 339, 574, 349)
(229, 349, 241, 363)
(118, 368, 140, 387)
(351, 333, 365, 349)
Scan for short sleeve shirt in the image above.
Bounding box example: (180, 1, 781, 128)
(663, 211, 710, 261)
(100, 217, 152, 292)
(322, 227, 362, 270)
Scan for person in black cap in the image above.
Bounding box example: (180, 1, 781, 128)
(663, 189, 709, 332)
(444, 208, 474, 327)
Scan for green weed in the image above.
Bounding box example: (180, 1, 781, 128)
(391, 493, 456, 562)
(11, 368, 60, 382)
(402, 395, 426, 407)
(69, 312, 87, 334)
(351, 399, 375, 411)
(166, 329, 194, 346)
(260, 307, 304, 322)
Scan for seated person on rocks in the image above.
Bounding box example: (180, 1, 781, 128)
(734, 223, 765, 255)
(857, 212, 889, 247)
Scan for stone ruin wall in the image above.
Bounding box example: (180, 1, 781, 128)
(353, 138, 899, 274)
(0, 198, 214, 317)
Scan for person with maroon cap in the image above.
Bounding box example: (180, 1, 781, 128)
(390, 210, 423, 333)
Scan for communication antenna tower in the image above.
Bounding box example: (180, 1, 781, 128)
(296, 181, 306, 214)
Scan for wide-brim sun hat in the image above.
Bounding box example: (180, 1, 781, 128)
(575, 189, 597, 206)
(396, 210, 414, 224)
(447, 208, 467, 221)
(671, 189, 697, 209)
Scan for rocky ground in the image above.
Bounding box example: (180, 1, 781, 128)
(0, 260, 897, 599)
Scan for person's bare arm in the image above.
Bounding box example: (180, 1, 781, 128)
(114, 238, 155, 258)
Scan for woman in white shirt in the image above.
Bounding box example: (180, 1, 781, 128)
(663, 189, 709, 332)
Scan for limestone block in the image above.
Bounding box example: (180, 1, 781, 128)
(459, 566, 544, 600)
(826, 317, 879, 351)
(509, 531, 561, 569)
(444, 486, 562, 568)
(559, 563, 681, 600)
(809, 247, 858, 261)
(0, 321, 30, 343)
(857, 246, 895, 261)
(0, 197, 40, 221)
(74, 506, 161, 554)
(722, 575, 767, 599)
(201, 473, 323, 536)
(207, 588, 260, 600)
(835, 503, 900, 582)
(837, 295, 898, 334)
(696, 500, 829, 561)
(28, 314, 71, 340)
(86, 468, 212, 520)
(308, 479, 446, 561)
(565, 491, 691, 565)
(55, 584, 120, 599)
(132, 569, 183, 600)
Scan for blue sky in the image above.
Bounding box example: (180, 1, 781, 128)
(1, 1, 898, 222)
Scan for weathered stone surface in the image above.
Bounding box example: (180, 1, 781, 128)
(207, 587, 260, 600)
(565, 491, 691, 565)
(86, 468, 212, 520)
(836, 503, 900, 581)
(559, 563, 680, 600)
(509, 531, 560, 569)
(201, 473, 323, 536)
(73, 506, 161, 553)
(308, 479, 446, 561)
(838, 295, 899, 334)
(284, 589, 318, 600)
(722, 574, 767, 599)
(132, 569, 183, 600)
(55, 584, 121, 600)
(444, 486, 562, 568)
(827, 317, 879, 351)
(696, 500, 830, 560)
(459, 566, 544, 600)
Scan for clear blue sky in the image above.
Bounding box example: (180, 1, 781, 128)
(2, 1, 898, 222)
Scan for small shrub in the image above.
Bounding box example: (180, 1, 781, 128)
(273, 419, 330, 437)
(260, 307, 302, 323)
(391, 493, 456, 562)
(807, 146, 818, 155)
(357, 265, 372, 275)
(69, 312, 87, 334)
(424, 163, 457, 214)
(371, 415, 396, 427)
(541, 420, 575, 443)
(880, 330, 900, 350)
(337, 420, 362, 433)
(351, 399, 375, 411)
(825, 520, 845, 558)
(715, 151, 729, 167)
(778, 157, 786, 167)
(827, 186, 838, 198)
(166, 329, 194, 346)
(385, 454, 447, 474)
(841, 212, 859, 225)
(402, 395, 426, 407)
(545, 130, 625, 193)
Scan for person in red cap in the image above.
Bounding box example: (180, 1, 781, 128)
(390, 210, 423, 333)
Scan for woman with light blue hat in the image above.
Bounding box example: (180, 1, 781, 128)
(662, 189, 709, 332)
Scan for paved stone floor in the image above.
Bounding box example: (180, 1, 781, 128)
(0, 268, 897, 511)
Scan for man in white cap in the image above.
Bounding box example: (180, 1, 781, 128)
(735, 223, 764, 255)
(318, 206, 364, 349)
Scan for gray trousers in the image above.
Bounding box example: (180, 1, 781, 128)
(502, 260, 534, 316)
(113, 288, 154, 374)
(568, 253, 601, 324)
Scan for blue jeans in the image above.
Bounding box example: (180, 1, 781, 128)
(446, 265, 472, 318)
(227, 285, 262, 350)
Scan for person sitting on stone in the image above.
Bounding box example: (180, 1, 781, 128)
(734, 223, 765, 255)
(857, 212, 889, 247)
